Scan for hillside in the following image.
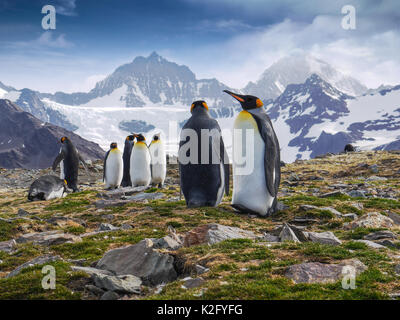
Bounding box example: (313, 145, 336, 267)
(0, 150, 399, 300)
(0, 100, 104, 169)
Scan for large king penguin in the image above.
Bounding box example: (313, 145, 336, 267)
(178, 100, 230, 208)
(103, 142, 123, 189)
(223, 90, 281, 216)
(130, 134, 151, 187)
(52, 136, 86, 192)
(121, 134, 135, 187)
(149, 133, 166, 188)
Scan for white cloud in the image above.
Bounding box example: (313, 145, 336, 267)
(6, 31, 74, 49)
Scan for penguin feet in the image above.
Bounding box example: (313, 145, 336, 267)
(231, 204, 260, 216)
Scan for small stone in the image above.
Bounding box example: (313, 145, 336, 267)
(100, 291, 119, 300)
(71, 266, 114, 276)
(364, 230, 397, 241)
(92, 273, 142, 294)
(276, 201, 289, 211)
(17, 209, 30, 216)
(387, 212, 400, 226)
(355, 240, 386, 249)
(320, 207, 343, 218)
(153, 235, 182, 250)
(181, 277, 205, 289)
(369, 164, 379, 173)
(85, 284, 105, 296)
(98, 223, 119, 231)
(0, 239, 16, 253)
(347, 190, 366, 198)
(299, 204, 318, 211)
(121, 224, 133, 230)
(319, 191, 345, 198)
(394, 264, 400, 275)
(16, 231, 82, 246)
(366, 176, 387, 181)
(195, 265, 210, 275)
(125, 192, 165, 201)
(343, 213, 358, 220)
(306, 231, 342, 246)
(288, 173, 300, 181)
(279, 224, 300, 243)
(263, 233, 280, 242)
(376, 240, 398, 248)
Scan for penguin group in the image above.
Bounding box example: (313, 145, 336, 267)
(103, 133, 166, 189)
(46, 90, 281, 217)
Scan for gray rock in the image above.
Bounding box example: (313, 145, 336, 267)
(276, 201, 289, 211)
(125, 192, 165, 201)
(346, 212, 394, 229)
(285, 259, 367, 284)
(394, 264, 400, 275)
(71, 266, 114, 276)
(320, 207, 342, 218)
(364, 230, 397, 241)
(85, 284, 105, 296)
(369, 164, 379, 173)
(100, 291, 120, 300)
(0, 239, 16, 253)
(347, 190, 367, 198)
(121, 224, 133, 230)
(7, 255, 61, 278)
(195, 264, 210, 275)
(288, 173, 300, 181)
(93, 273, 142, 294)
(343, 213, 358, 220)
(319, 191, 345, 198)
(183, 223, 257, 246)
(376, 239, 398, 248)
(355, 240, 386, 249)
(98, 223, 119, 231)
(96, 239, 177, 286)
(299, 204, 318, 211)
(262, 233, 280, 242)
(366, 176, 387, 181)
(153, 235, 182, 250)
(289, 217, 319, 224)
(350, 202, 364, 210)
(16, 231, 82, 246)
(182, 277, 205, 289)
(17, 209, 30, 216)
(306, 231, 342, 246)
(387, 212, 400, 226)
(279, 224, 300, 243)
(94, 200, 129, 209)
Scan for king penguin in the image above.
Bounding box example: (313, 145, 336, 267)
(104, 142, 123, 189)
(149, 133, 166, 188)
(52, 136, 86, 192)
(178, 100, 230, 208)
(223, 90, 281, 216)
(121, 134, 135, 187)
(130, 134, 151, 187)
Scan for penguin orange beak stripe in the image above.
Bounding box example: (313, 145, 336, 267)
(223, 90, 244, 102)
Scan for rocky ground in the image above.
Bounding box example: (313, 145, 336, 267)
(0, 150, 400, 300)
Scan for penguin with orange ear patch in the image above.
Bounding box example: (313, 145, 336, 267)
(130, 134, 151, 187)
(223, 90, 281, 216)
(178, 100, 230, 208)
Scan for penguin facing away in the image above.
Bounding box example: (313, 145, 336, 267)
(223, 90, 281, 216)
(52, 136, 86, 192)
(104, 142, 123, 189)
(149, 133, 166, 188)
(178, 100, 230, 208)
(121, 134, 135, 187)
(130, 134, 151, 187)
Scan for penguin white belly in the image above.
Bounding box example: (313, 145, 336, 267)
(149, 142, 166, 185)
(46, 186, 66, 200)
(232, 111, 274, 216)
(105, 150, 123, 189)
(130, 142, 151, 187)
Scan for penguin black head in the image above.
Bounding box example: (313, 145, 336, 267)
(110, 142, 118, 149)
(134, 134, 146, 142)
(126, 134, 135, 142)
(223, 90, 263, 110)
(60, 136, 69, 144)
(190, 100, 209, 113)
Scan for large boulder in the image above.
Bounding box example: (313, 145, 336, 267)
(345, 212, 394, 229)
(182, 224, 258, 247)
(96, 239, 177, 286)
(285, 259, 367, 284)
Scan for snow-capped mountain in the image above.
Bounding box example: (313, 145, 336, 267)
(2, 52, 400, 163)
(41, 52, 236, 109)
(267, 74, 400, 161)
(244, 54, 367, 100)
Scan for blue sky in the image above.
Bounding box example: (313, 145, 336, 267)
(1, 0, 400, 92)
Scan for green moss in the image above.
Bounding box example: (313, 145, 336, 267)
(45, 199, 90, 213)
(363, 198, 400, 210)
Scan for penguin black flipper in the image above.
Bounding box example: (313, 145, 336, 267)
(103, 150, 110, 182)
(220, 135, 230, 196)
(52, 151, 65, 172)
(252, 112, 280, 198)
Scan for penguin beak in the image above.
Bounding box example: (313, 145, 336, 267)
(223, 90, 245, 103)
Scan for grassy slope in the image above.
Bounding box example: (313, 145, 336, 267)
(0, 151, 399, 300)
